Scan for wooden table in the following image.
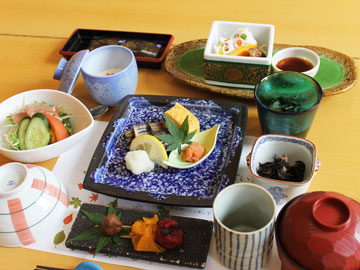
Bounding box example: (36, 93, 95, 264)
(0, 0, 359, 269)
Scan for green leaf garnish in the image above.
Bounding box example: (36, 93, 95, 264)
(81, 210, 105, 225)
(119, 226, 132, 236)
(156, 115, 196, 154)
(67, 201, 133, 257)
(109, 198, 118, 209)
(165, 115, 180, 140)
(67, 226, 103, 242)
(240, 33, 247, 40)
(94, 236, 111, 256)
(112, 234, 121, 245)
(107, 202, 116, 216)
(113, 227, 132, 244)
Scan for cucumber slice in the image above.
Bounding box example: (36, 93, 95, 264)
(24, 113, 51, 149)
(17, 116, 31, 150)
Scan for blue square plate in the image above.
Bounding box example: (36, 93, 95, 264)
(83, 95, 247, 206)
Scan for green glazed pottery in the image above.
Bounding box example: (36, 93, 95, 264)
(255, 71, 322, 138)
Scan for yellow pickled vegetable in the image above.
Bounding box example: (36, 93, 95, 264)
(228, 44, 258, 56)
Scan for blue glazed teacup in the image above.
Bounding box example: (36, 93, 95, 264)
(81, 45, 138, 106)
(213, 183, 276, 270)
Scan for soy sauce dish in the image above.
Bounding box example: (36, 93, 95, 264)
(272, 47, 320, 77)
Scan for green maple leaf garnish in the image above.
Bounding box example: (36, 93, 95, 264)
(66, 201, 129, 256)
(156, 115, 196, 154)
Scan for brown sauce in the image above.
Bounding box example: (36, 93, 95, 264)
(276, 57, 314, 72)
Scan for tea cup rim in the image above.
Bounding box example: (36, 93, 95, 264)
(213, 182, 276, 234)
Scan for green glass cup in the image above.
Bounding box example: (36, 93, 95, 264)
(255, 71, 322, 138)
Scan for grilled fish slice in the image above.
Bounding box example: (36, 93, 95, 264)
(125, 121, 169, 143)
(124, 129, 134, 142)
(133, 123, 148, 137)
(147, 121, 166, 136)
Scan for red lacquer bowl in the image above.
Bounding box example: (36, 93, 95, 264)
(275, 191, 360, 270)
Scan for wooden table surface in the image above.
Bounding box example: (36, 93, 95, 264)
(0, 0, 359, 269)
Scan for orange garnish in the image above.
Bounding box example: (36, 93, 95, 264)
(131, 220, 147, 235)
(130, 214, 165, 253)
(143, 214, 159, 224)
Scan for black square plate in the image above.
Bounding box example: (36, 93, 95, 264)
(66, 203, 213, 268)
(83, 95, 247, 207)
(59, 29, 174, 69)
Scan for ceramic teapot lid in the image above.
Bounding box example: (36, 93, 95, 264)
(53, 50, 89, 95)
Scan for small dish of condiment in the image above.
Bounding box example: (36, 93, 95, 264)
(272, 47, 320, 77)
(162, 125, 220, 169)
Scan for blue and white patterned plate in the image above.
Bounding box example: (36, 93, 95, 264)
(83, 95, 248, 207)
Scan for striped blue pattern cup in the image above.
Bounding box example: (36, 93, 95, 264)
(213, 183, 276, 270)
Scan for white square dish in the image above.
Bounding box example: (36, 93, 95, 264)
(204, 21, 275, 89)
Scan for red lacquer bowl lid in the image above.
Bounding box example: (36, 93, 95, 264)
(277, 191, 360, 269)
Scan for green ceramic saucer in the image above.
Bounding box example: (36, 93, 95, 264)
(165, 39, 358, 99)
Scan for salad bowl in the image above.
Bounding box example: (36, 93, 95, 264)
(0, 89, 94, 162)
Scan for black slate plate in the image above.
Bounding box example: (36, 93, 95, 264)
(66, 203, 213, 269)
(83, 95, 247, 207)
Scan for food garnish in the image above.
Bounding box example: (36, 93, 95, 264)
(66, 201, 131, 256)
(124, 102, 206, 172)
(67, 200, 183, 256)
(4, 102, 72, 150)
(129, 134, 168, 169)
(125, 150, 155, 174)
(155, 218, 184, 249)
(156, 115, 196, 155)
(215, 28, 265, 57)
(130, 214, 165, 253)
(181, 141, 206, 163)
(257, 154, 306, 182)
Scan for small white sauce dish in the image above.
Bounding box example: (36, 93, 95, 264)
(272, 47, 320, 78)
(246, 134, 320, 204)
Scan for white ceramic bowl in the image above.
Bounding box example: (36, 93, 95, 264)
(204, 21, 275, 89)
(0, 89, 94, 162)
(0, 162, 70, 247)
(272, 47, 320, 77)
(246, 134, 320, 204)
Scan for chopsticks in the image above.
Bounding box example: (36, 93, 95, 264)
(35, 266, 71, 270)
